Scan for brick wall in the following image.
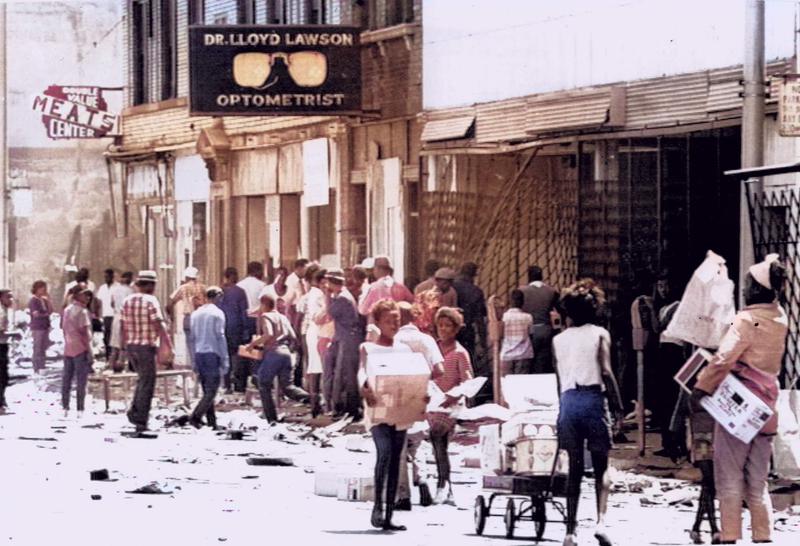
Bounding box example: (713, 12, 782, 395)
(122, 101, 332, 150)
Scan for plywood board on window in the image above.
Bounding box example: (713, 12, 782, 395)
(247, 196, 267, 266)
(232, 196, 248, 273)
(278, 143, 303, 194)
(280, 194, 301, 265)
(232, 148, 278, 196)
(352, 125, 367, 170)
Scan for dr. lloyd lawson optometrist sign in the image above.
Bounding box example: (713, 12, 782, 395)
(189, 26, 361, 115)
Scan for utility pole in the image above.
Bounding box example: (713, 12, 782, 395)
(740, 0, 765, 306)
(0, 3, 7, 289)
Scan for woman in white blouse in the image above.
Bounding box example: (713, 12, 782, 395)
(552, 279, 622, 546)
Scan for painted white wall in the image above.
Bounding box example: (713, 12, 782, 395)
(423, 0, 798, 110)
(8, 0, 124, 148)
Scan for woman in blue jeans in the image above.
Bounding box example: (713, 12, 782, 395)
(552, 280, 623, 546)
(246, 293, 309, 422)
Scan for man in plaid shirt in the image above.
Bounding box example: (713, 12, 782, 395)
(120, 270, 173, 433)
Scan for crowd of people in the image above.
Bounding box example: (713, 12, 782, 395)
(0, 252, 791, 544)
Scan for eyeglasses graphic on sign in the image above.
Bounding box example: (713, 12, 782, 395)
(233, 52, 328, 89)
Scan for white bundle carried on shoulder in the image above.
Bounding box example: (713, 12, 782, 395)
(663, 250, 736, 349)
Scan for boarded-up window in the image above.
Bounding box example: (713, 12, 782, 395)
(280, 194, 302, 265)
(232, 149, 278, 196)
(308, 191, 336, 261)
(231, 195, 267, 272)
(278, 143, 303, 193)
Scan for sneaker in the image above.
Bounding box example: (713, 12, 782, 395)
(443, 490, 456, 506)
(595, 523, 613, 546)
(433, 487, 447, 505)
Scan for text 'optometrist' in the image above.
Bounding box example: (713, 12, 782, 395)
(216, 93, 347, 108)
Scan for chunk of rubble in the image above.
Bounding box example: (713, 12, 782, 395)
(246, 457, 294, 467)
(126, 481, 174, 494)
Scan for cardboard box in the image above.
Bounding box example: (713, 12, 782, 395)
(365, 352, 430, 428)
(238, 344, 263, 361)
(337, 476, 375, 502)
(501, 374, 559, 411)
(314, 471, 345, 498)
(701, 374, 774, 443)
(479, 424, 503, 475)
(673, 348, 714, 394)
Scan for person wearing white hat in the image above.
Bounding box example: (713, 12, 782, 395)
(694, 254, 788, 544)
(167, 266, 206, 367)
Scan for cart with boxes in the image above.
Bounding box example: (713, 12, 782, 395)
(473, 375, 569, 541)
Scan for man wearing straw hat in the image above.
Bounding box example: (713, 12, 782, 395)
(120, 271, 173, 433)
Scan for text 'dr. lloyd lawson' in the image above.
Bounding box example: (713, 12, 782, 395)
(189, 26, 361, 116)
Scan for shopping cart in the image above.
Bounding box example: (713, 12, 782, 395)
(473, 425, 568, 541)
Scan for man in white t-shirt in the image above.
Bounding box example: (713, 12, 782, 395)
(283, 258, 309, 310)
(237, 261, 267, 313)
(108, 272, 135, 372)
(95, 268, 119, 361)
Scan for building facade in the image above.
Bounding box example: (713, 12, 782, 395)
(7, 1, 142, 305)
(112, 0, 423, 305)
(419, 0, 800, 384)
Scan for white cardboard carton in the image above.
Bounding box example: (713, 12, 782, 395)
(314, 471, 346, 498)
(337, 476, 375, 502)
(701, 374, 774, 444)
(502, 374, 559, 411)
(479, 424, 503, 475)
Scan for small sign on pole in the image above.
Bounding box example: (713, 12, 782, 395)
(779, 74, 800, 136)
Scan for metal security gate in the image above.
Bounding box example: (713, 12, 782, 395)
(468, 154, 579, 304)
(746, 181, 800, 386)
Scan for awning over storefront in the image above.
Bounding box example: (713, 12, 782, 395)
(420, 58, 793, 152)
(526, 86, 625, 136)
(421, 115, 475, 142)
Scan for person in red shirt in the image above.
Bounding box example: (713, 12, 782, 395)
(428, 307, 473, 505)
(61, 285, 94, 417)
